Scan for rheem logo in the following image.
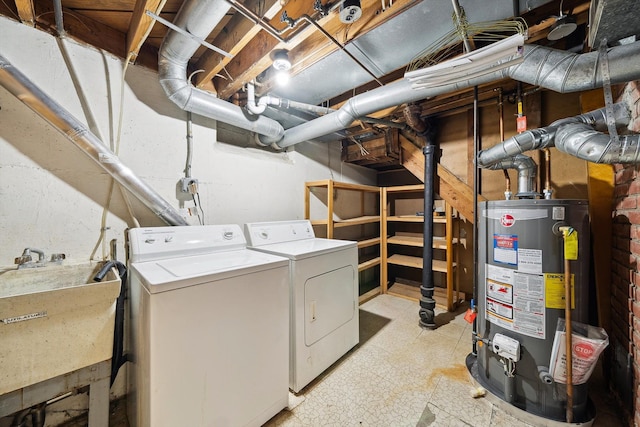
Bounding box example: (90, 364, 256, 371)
(500, 214, 515, 227)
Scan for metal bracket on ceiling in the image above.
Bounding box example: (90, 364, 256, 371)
(598, 38, 622, 158)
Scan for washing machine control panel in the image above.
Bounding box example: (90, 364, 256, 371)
(129, 225, 246, 262)
(245, 220, 315, 246)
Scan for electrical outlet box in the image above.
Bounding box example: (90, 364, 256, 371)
(178, 177, 198, 194)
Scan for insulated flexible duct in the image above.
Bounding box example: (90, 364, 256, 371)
(0, 54, 187, 226)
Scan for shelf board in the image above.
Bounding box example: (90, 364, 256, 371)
(306, 180, 380, 193)
(386, 281, 463, 310)
(385, 184, 424, 193)
(387, 255, 454, 272)
(359, 256, 381, 272)
(358, 236, 381, 248)
(387, 215, 424, 222)
(334, 215, 380, 227)
(386, 215, 447, 223)
(359, 286, 381, 304)
(388, 235, 423, 247)
(387, 235, 459, 249)
(309, 216, 380, 227)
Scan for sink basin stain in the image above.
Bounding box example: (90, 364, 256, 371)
(0, 263, 120, 395)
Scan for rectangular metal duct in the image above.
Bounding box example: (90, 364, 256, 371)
(589, 0, 640, 47)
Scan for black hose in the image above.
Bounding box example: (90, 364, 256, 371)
(94, 260, 128, 386)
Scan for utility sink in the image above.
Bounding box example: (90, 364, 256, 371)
(0, 263, 120, 395)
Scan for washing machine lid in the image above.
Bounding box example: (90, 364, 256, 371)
(131, 249, 288, 293)
(247, 238, 356, 260)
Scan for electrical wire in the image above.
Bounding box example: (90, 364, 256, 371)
(90, 52, 140, 261)
(192, 194, 205, 225)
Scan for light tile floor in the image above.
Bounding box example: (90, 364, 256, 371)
(263, 294, 625, 427)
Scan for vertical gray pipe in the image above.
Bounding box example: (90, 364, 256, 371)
(419, 144, 436, 329)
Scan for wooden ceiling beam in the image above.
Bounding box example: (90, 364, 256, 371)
(193, 0, 283, 91)
(215, 0, 418, 100)
(213, 0, 319, 99)
(126, 0, 167, 62)
(14, 0, 35, 26)
(34, 1, 127, 59)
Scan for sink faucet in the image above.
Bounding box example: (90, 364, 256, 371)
(14, 248, 64, 269)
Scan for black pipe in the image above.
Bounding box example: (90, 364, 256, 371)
(94, 261, 128, 386)
(419, 144, 436, 329)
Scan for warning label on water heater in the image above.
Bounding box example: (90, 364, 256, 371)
(493, 234, 518, 265)
(485, 264, 545, 339)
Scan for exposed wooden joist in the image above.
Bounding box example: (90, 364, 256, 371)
(193, 0, 284, 90)
(216, 0, 417, 100)
(14, 0, 35, 26)
(214, 0, 318, 99)
(126, 0, 167, 62)
(34, 1, 127, 59)
(260, 0, 417, 94)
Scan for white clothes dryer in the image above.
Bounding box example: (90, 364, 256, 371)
(127, 225, 289, 427)
(244, 220, 359, 393)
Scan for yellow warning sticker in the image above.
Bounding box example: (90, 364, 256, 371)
(563, 229, 578, 260)
(544, 273, 575, 309)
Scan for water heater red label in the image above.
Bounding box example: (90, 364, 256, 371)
(574, 342, 595, 358)
(500, 214, 515, 227)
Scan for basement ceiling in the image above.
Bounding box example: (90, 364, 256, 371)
(0, 0, 631, 147)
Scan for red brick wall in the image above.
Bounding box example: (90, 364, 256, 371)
(612, 80, 640, 426)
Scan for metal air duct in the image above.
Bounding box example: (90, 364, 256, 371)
(161, 0, 640, 150)
(261, 41, 640, 148)
(482, 154, 538, 198)
(477, 103, 631, 167)
(158, 0, 285, 141)
(0, 54, 187, 226)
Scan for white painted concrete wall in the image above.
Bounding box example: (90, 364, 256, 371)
(0, 16, 375, 268)
(0, 16, 375, 425)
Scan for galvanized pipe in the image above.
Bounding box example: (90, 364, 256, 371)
(477, 103, 630, 167)
(53, 0, 65, 36)
(0, 54, 188, 226)
(482, 154, 538, 198)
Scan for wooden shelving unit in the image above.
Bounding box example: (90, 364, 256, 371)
(304, 180, 382, 303)
(381, 184, 461, 311)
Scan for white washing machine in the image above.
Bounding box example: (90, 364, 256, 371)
(244, 220, 359, 393)
(127, 225, 289, 427)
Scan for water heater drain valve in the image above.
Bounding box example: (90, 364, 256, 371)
(492, 333, 520, 362)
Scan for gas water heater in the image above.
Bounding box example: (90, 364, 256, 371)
(468, 199, 593, 422)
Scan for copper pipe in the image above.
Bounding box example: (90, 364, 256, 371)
(496, 88, 511, 196)
(565, 254, 573, 423)
(543, 148, 552, 195)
